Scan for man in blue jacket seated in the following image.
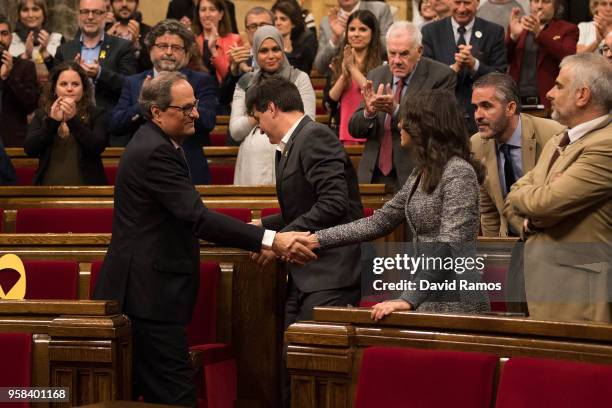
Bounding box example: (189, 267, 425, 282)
(110, 19, 217, 184)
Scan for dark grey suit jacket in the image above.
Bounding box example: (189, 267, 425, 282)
(422, 17, 506, 126)
(261, 116, 363, 293)
(53, 35, 137, 111)
(348, 57, 457, 187)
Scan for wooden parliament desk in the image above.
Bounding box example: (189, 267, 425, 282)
(0, 235, 284, 408)
(0, 184, 393, 233)
(6, 144, 364, 170)
(0, 299, 130, 407)
(286, 307, 612, 408)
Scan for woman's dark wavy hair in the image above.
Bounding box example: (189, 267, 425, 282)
(271, 0, 306, 43)
(400, 90, 485, 194)
(42, 61, 93, 122)
(330, 10, 382, 89)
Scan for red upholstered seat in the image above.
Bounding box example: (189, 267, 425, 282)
(0, 332, 32, 398)
(187, 262, 236, 408)
(23, 260, 79, 300)
(212, 208, 251, 223)
(15, 208, 114, 233)
(260, 207, 281, 218)
(355, 347, 498, 408)
(210, 132, 227, 146)
(209, 165, 235, 185)
(363, 208, 374, 217)
(15, 166, 36, 186)
(495, 357, 612, 408)
(104, 166, 118, 185)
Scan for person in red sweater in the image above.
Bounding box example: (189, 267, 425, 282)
(506, 0, 578, 110)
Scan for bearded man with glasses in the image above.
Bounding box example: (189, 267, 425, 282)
(52, 0, 137, 111)
(110, 19, 218, 184)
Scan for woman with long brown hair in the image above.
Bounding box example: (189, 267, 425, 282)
(326, 10, 382, 144)
(297, 90, 490, 318)
(25, 61, 108, 185)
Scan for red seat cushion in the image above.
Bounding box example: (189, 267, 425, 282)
(15, 208, 114, 233)
(209, 165, 235, 185)
(210, 132, 227, 146)
(496, 357, 612, 408)
(363, 208, 374, 217)
(104, 166, 118, 185)
(15, 167, 36, 186)
(355, 347, 497, 408)
(0, 332, 32, 393)
(212, 208, 251, 223)
(260, 207, 281, 218)
(187, 262, 221, 345)
(23, 260, 79, 300)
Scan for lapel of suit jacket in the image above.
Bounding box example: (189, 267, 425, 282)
(469, 18, 483, 60)
(545, 115, 612, 182)
(482, 138, 505, 214)
(404, 60, 427, 98)
(276, 116, 311, 194)
(98, 36, 113, 69)
(520, 114, 538, 172)
(442, 18, 456, 64)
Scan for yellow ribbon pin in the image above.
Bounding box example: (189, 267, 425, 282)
(0, 254, 26, 299)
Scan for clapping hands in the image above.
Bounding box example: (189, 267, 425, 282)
(362, 80, 396, 117)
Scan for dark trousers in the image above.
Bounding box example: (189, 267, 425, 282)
(282, 279, 361, 408)
(131, 316, 196, 408)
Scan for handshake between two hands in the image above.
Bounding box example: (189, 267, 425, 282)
(250, 225, 321, 267)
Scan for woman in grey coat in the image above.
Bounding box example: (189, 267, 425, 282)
(295, 90, 491, 319)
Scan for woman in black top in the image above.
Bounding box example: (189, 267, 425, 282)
(25, 61, 108, 185)
(271, 0, 317, 75)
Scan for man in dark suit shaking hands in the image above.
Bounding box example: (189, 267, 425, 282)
(246, 77, 363, 407)
(93, 72, 314, 407)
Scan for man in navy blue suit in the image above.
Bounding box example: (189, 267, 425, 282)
(421, 0, 507, 133)
(110, 19, 217, 184)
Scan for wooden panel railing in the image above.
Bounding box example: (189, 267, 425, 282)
(286, 306, 612, 408)
(0, 299, 130, 408)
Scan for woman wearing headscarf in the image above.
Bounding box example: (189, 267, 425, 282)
(229, 25, 315, 185)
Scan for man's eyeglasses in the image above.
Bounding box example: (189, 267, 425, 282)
(246, 22, 273, 31)
(153, 43, 186, 53)
(167, 100, 199, 116)
(600, 45, 611, 55)
(79, 9, 106, 17)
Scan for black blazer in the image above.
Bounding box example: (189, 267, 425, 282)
(53, 35, 137, 110)
(349, 58, 457, 186)
(422, 17, 506, 126)
(0, 57, 40, 147)
(93, 121, 264, 324)
(287, 30, 318, 75)
(261, 116, 363, 293)
(24, 107, 109, 185)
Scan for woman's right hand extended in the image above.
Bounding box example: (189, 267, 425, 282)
(370, 299, 412, 322)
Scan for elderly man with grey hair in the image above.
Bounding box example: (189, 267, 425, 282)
(94, 71, 315, 406)
(503, 53, 612, 323)
(110, 18, 217, 183)
(348, 21, 456, 191)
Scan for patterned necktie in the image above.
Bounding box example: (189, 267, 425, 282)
(547, 131, 570, 173)
(501, 144, 516, 196)
(378, 80, 404, 176)
(457, 25, 467, 49)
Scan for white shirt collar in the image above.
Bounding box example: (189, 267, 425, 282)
(169, 138, 181, 149)
(277, 115, 306, 153)
(451, 17, 475, 34)
(567, 114, 611, 144)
